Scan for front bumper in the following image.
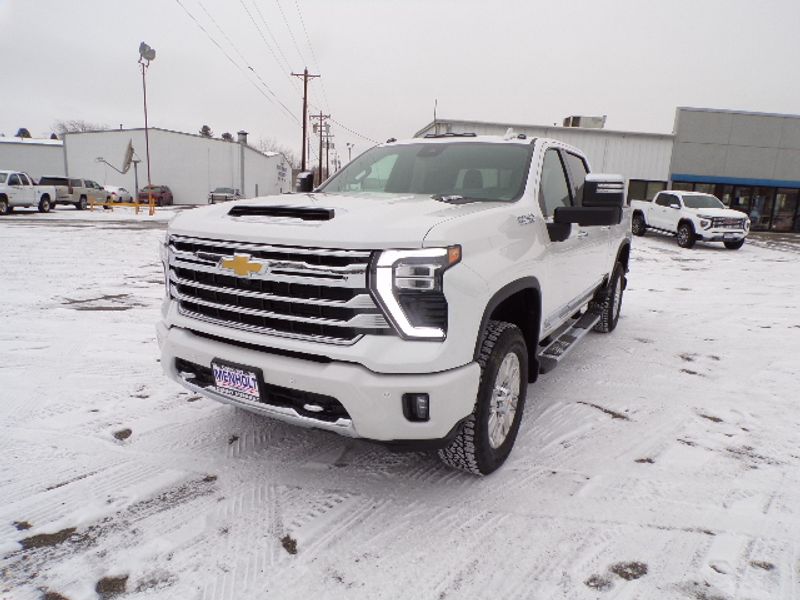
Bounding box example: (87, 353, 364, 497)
(696, 228, 748, 242)
(157, 323, 481, 441)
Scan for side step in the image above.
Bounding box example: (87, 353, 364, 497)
(538, 310, 601, 374)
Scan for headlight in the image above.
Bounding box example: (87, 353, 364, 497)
(744, 219, 750, 231)
(697, 214, 713, 229)
(371, 246, 461, 340)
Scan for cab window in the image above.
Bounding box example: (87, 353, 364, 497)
(563, 152, 588, 206)
(538, 149, 572, 218)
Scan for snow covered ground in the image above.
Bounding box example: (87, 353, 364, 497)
(1, 210, 799, 599)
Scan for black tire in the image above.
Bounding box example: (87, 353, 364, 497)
(676, 221, 696, 248)
(38, 195, 51, 213)
(631, 212, 647, 236)
(438, 320, 528, 476)
(0, 197, 8, 215)
(724, 239, 745, 250)
(75, 196, 87, 211)
(590, 263, 625, 333)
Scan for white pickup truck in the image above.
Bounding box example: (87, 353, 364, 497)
(631, 190, 749, 249)
(157, 133, 632, 475)
(0, 170, 56, 215)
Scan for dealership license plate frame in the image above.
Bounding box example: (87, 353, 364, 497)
(211, 358, 265, 403)
(723, 233, 737, 241)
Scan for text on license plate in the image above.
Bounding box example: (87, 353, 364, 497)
(212, 363, 260, 400)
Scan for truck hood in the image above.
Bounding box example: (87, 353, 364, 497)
(687, 207, 747, 220)
(168, 192, 507, 249)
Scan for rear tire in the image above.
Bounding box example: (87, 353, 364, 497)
(38, 196, 51, 213)
(724, 239, 745, 250)
(677, 222, 696, 248)
(0, 198, 8, 215)
(631, 212, 646, 236)
(438, 320, 528, 476)
(590, 263, 624, 333)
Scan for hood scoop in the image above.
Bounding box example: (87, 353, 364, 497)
(228, 205, 335, 221)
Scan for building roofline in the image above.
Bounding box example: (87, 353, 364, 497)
(414, 118, 674, 140)
(62, 127, 281, 160)
(0, 137, 63, 146)
(677, 106, 800, 120)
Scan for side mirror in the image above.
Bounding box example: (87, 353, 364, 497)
(554, 206, 622, 226)
(670, 203, 681, 209)
(583, 174, 625, 209)
(295, 172, 314, 193)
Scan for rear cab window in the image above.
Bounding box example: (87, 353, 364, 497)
(537, 148, 572, 218)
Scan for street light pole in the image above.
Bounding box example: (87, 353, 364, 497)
(138, 42, 156, 215)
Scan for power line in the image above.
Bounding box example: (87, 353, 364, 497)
(275, 0, 307, 66)
(250, 0, 296, 77)
(174, 0, 299, 125)
(292, 0, 331, 112)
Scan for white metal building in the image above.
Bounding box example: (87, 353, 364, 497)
(0, 137, 65, 179)
(414, 118, 675, 200)
(63, 128, 291, 205)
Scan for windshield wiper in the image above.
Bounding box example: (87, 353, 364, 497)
(430, 194, 482, 205)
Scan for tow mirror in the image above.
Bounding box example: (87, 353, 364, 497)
(295, 172, 314, 193)
(670, 202, 681, 209)
(583, 174, 625, 209)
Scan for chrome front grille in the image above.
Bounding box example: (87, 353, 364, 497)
(167, 235, 389, 345)
(711, 217, 746, 229)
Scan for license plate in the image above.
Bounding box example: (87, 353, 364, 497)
(211, 361, 261, 402)
(723, 233, 737, 240)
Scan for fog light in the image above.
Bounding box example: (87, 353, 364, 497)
(402, 393, 430, 422)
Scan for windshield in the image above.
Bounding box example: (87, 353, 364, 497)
(683, 194, 725, 209)
(214, 187, 234, 193)
(319, 142, 533, 201)
(0, 173, 7, 184)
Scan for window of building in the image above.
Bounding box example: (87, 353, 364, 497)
(772, 189, 798, 233)
(671, 181, 693, 192)
(627, 179, 667, 204)
(538, 149, 571, 217)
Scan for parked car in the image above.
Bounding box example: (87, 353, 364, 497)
(0, 170, 57, 214)
(105, 185, 132, 203)
(208, 187, 242, 203)
(158, 134, 631, 475)
(631, 190, 749, 249)
(138, 185, 173, 206)
(39, 177, 107, 210)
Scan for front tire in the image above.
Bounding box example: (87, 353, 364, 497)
(590, 263, 624, 333)
(724, 239, 745, 250)
(75, 196, 87, 210)
(631, 212, 647, 236)
(438, 320, 528, 476)
(38, 196, 51, 213)
(0, 198, 8, 215)
(677, 222, 696, 248)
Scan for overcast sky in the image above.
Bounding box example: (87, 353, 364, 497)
(3, 0, 799, 165)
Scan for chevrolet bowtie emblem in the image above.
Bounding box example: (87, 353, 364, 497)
(219, 254, 265, 277)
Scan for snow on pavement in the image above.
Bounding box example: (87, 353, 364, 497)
(1, 211, 799, 599)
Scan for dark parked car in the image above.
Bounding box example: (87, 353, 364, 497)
(138, 185, 174, 206)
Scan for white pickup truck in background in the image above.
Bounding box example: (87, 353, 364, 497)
(631, 190, 750, 249)
(0, 170, 56, 215)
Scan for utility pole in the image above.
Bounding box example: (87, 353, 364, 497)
(291, 67, 319, 172)
(310, 112, 330, 185)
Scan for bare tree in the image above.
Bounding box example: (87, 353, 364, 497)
(221, 132, 234, 142)
(255, 137, 297, 168)
(52, 119, 108, 135)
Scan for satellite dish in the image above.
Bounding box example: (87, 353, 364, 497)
(121, 140, 134, 174)
(139, 42, 156, 62)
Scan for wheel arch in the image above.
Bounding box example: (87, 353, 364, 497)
(615, 241, 631, 273)
(475, 277, 541, 383)
(678, 217, 695, 232)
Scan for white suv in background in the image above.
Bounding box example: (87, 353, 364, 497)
(631, 190, 750, 249)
